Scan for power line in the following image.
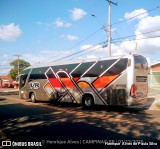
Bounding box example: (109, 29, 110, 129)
(52, 41, 106, 62)
(108, 5, 160, 56)
(30, 5, 160, 65)
(37, 30, 159, 63)
(112, 5, 160, 26)
(68, 41, 107, 60)
(34, 28, 103, 64)
(112, 28, 160, 42)
(112, 35, 160, 43)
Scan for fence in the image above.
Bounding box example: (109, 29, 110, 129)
(149, 72, 160, 88)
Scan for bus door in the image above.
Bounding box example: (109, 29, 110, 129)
(19, 69, 31, 99)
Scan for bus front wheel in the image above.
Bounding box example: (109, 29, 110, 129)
(82, 94, 94, 109)
(30, 93, 36, 103)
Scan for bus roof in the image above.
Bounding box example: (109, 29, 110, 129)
(24, 54, 140, 70)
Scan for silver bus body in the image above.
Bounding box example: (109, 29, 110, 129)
(19, 54, 148, 107)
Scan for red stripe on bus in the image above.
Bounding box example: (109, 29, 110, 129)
(49, 76, 119, 89)
(49, 78, 62, 88)
(49, 78, 79, 88)
(73, 77, 79, 82)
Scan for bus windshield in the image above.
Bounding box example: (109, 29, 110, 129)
(134, 55, 148, 70)
(20, 69, 30, 88)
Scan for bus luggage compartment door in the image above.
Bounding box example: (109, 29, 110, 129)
(106, 89, 126, 105)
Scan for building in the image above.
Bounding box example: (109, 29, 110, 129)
(149, 62, 160, 88)
(0, 76, 13, 88)
(0, 76, 19, 88)
(151, 62, 160, 72)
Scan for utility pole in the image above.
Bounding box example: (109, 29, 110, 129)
(135, 42, 138, 51)
(14, 55, 22, 76)
(107, 0, 117, 57)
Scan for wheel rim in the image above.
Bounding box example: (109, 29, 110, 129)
(84, 97, 92, 107)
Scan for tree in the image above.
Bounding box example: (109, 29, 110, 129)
(8, 59, 31, 80)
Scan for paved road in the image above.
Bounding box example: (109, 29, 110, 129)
(0, 95, 160, 149)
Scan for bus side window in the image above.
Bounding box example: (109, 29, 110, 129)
(29, 69, 40, 81)
(20, 75, 27, 88)
(29, 68, 47, 81)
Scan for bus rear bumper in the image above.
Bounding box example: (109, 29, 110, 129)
(127, 97, 150, 109)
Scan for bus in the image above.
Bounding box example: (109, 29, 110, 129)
(19, 54, 148, 108)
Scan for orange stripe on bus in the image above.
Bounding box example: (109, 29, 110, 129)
(45, 83, 52, 88)
(77, 82, 90, 88)
(93, 75, 119, 88)
(60, 78, 75, 88)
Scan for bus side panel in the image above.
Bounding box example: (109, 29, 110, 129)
(77, 80, 105, 105)
(20, 79, 49, 101)
(19, 85, 30, 99)
(100, 72, 128, 105)
(28, 79, 50, 101)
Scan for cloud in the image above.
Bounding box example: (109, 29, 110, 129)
(0, 67, 10, 75)
(78, 13, 160, 61)
(60, 34, 79, 41)
(70, 8, 87, 21)
(23, 50, 73, 65)
(23, 54, 50, 65)
(134, 16, 160, 59)
(3, 54, 8, 58)
(124, 9, 148, 21)
(104, 10, 160, 62)
(53, 18, 72, 28)
(80, 44, 93, 50)
(36, 18, 72, 28)
(135, 16, 160, 36)
(80, 44, 103, 51)
(44, 12, 159, 62)
(66, 34, 78, 41)
(0, 23, 22, 41)
(110, 14, 160, 62)
(35, 21, 50, 27)
(111, 40, 135, 56)
(76, 44, 106, 59)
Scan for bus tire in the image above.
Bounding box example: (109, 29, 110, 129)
(82, 94, 94, 109)
(30, 93, 36, 103)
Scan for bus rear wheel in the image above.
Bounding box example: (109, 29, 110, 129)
(30, 93, 36, 103)
(82, 94, 94, 109)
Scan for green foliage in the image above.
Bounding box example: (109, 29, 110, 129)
(8, 59, 30, 80)
(10, 59, 30, 68)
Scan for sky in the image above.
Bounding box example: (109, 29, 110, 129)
(0, 0, 160, 75)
